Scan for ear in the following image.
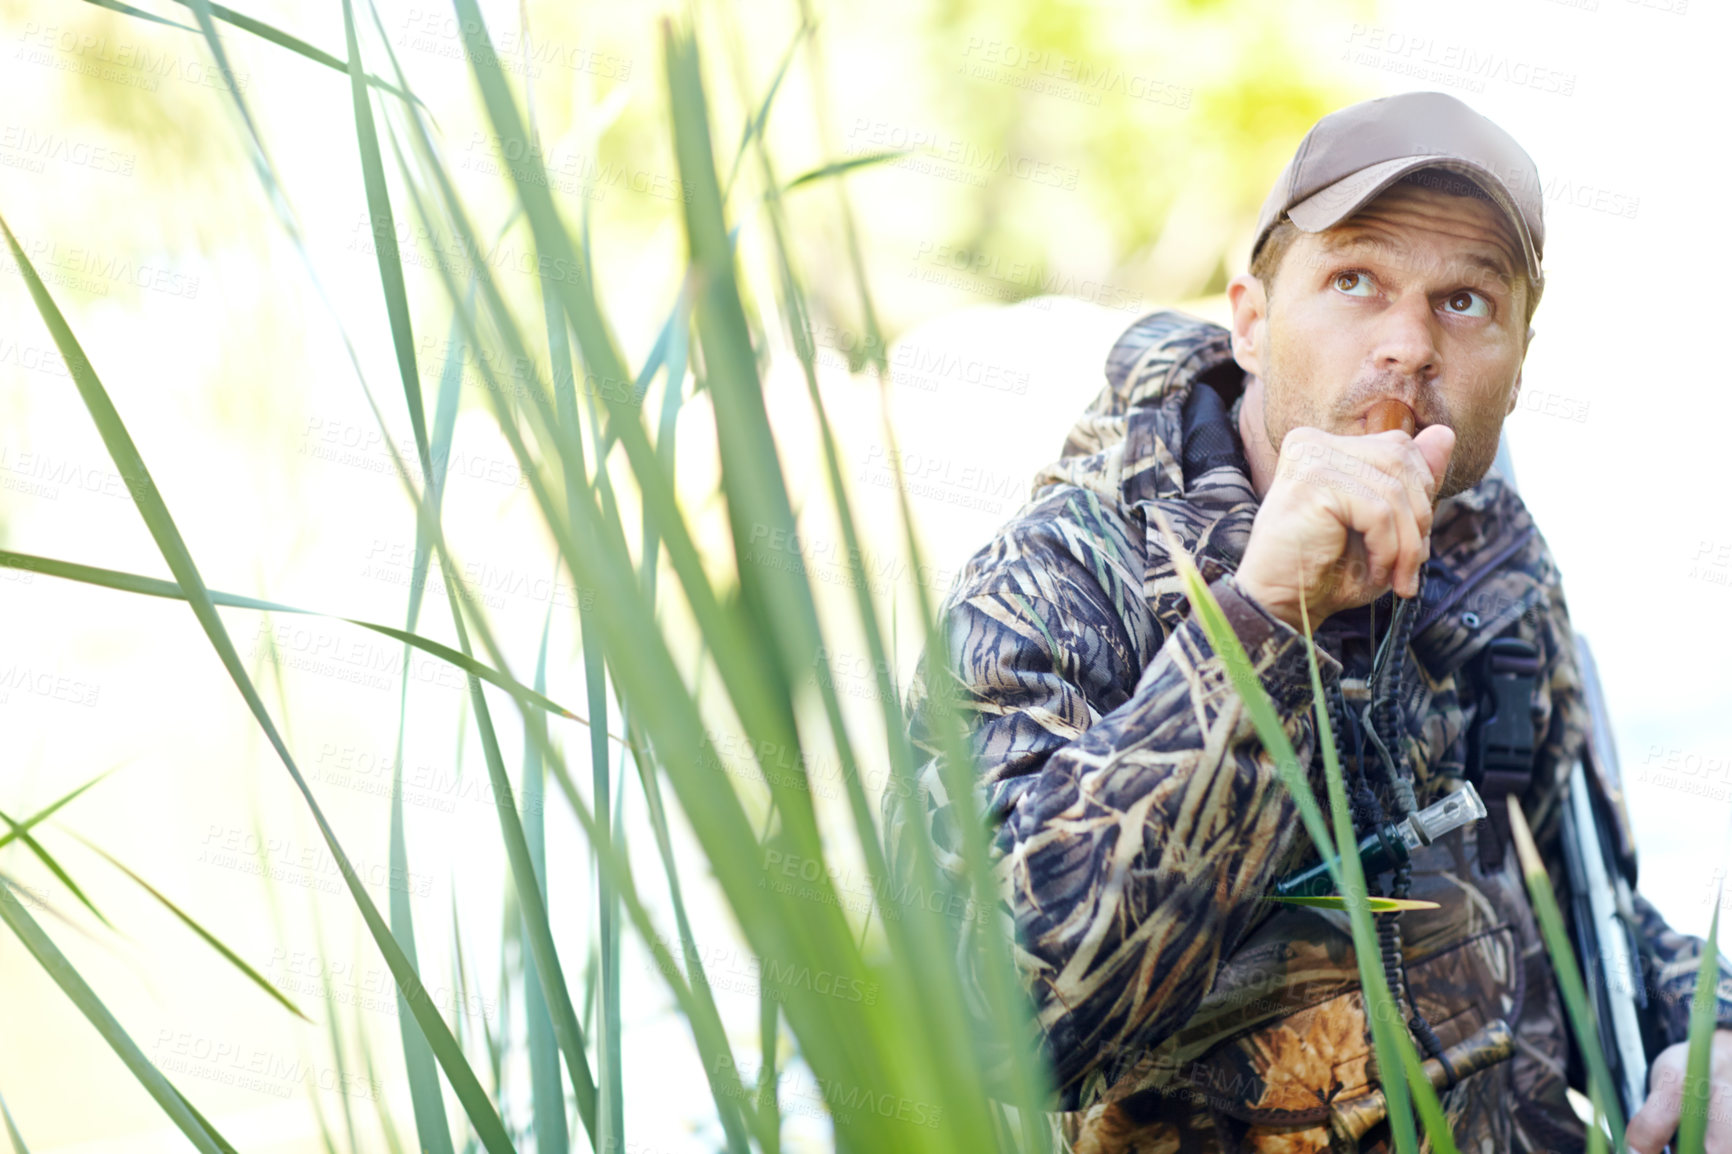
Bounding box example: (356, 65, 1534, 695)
(1505, 363, 1525, 417)
(1227, 273, 1269, 379)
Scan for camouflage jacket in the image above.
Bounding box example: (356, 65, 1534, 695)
(883, 310, 1732, 1153)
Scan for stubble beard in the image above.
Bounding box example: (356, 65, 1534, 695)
(1259, 342, 1507, 505)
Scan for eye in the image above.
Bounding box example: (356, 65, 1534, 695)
(1333, 270, 1375, 296)
(1444, 289, 1490, 318)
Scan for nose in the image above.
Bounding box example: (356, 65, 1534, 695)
(1372, 292, 1440, 382)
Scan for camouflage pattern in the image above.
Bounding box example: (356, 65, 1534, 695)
(882, 310, 1732, 1152)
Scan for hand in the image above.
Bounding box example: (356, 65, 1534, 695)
(1236, 424, 1456, 631)
(1627, 1030, 1732, 1153)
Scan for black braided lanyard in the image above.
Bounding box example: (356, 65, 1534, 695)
(1319, 561, 1452, 1072)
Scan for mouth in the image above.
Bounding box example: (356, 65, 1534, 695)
(1360, 397, 1419, 436)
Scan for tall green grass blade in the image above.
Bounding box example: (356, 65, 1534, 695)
(0, 810, 110, 930)
(165, 1088, 239, 1154)
(735, 140, 1027, 1154)
(319, 954, 363, 1154)
(722, 12, 1056, 1143)
(438, 582, 600, 1146)
(782, 150, 913, 192)
(1265, 895, 1440, 912)
(1507, 799, 1626, 1150)
(1394, 1030, 1456, 1154)
(521, 610, 567, 1154)
(80, 0, 421, 104)
(344, 8, 464, 1146)
(1586, 1080, 1608, 1154)
(0, 772, 114, 854)
(1293, 594, 1450, 1154)
(0, 1090, 29, 1154)
(739, 105, 1042, 1154)
(76, 0, 196, 33)
(0, 874, 77, 933)
(524, 135, 620, 1149)
(330, 288, 765, 1153)
(580, 468, 624, 1154)
(381, 32, 807, 1121)
(180, 0, 451, 580)
(1, 216, 518, 1154)
(757, 987, 781, 1154)
(790, 0, 886, 378)
(734, 16, 1066, 1139)
(448, 898, 500, 1099)
(0, 881, 226, 1152)
(387, 594, 457, 1132)
(617, 710, 754, 1154)
(579, 571, 623, 1154)
(617, 281, 757, 1148)
(0, 550, 580, 722)
(381, 2, 794, 940)
(1677, 878, 1722, 1154)
(721, 22, 808, 200)
(342, 0, 430, 486)
(533, 724, 763, 1152)
(412, 300, 470, 627)
(372, 148, 758, 1143)
(370, 14, 965, 1148)
(71, 836, 311, 1021)
(359, 1021, 408, 1154)
(662, 24, 981, 1146)
(387, 727, 454, 1154)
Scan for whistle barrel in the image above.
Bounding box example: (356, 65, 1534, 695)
(1366, 399, 1418, 435)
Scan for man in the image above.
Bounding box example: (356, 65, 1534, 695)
(884, 91, 1732, 1152)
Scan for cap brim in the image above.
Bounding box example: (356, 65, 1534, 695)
(1286, 155, 1542, 287)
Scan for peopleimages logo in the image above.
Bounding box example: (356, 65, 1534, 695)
(1342, 25, 1577, 97)
(0, 236, 199, 299)
(846, 119, 1079, 191)
(958, 37, 1193, 109)
(0, 125, 135, 175)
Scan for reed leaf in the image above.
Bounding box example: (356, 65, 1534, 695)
(0, 772, 114, 854)
(1507, 797, 1627, 1149)
(0, 550, 580, 722)
(0, 810, 109, 930)
(782, 149, 914, 191)
(0, 880, 228, 1152)
(1677, 878, 1722, 1154)
(522, 613, 568, 1154)
(79, 0, 420, 104)
(1265, 895, 1441, 912)
(0, 1090, 28, 1154)
(70, 835, 311, 1021)
(1, 214, 519, 1154)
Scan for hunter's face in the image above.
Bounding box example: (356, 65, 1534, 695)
(1237, 181, 1530, 502)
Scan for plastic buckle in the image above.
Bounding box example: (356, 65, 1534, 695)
(1470, 637, 1541, 870)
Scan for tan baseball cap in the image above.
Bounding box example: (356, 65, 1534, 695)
(1251, 91, 1545, 287)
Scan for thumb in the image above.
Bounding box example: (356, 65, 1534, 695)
(1413, 424, 1457, 496)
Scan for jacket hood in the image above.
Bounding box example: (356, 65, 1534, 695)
(1031, 308, 1254, 515)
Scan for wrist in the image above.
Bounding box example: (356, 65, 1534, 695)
(1234, 572, 1309, 633)
(1210, 573, 1342, 713)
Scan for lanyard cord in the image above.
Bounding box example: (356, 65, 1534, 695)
(1321, 564, 1451, 1068)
